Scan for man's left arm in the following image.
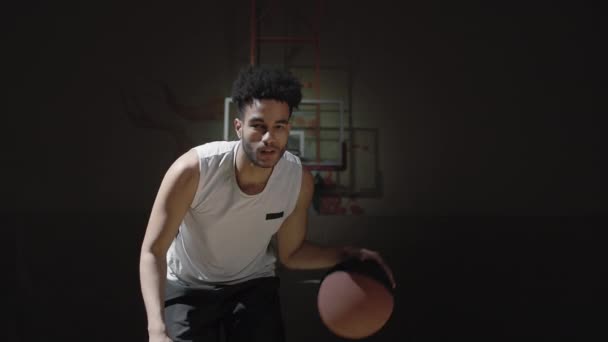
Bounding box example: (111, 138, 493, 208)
(276, 169, 396, 288)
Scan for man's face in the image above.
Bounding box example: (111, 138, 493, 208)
(235, 99, 291, 168)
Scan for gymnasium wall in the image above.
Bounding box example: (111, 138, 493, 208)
(7, 1, 604, 215)
(8, 1, 604, 341)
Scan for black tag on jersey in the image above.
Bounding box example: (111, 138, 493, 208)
(266, 212, 284, 220)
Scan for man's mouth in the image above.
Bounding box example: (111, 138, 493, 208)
(259, 148, 277, 155)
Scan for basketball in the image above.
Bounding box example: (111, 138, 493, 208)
(317, 258, 395, 339)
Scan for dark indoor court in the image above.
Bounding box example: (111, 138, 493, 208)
(7, 1, 606, 341)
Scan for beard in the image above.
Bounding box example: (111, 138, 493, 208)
(241, 137, 286, 168)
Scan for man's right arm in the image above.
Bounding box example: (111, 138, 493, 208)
(139, 149, 200, 340)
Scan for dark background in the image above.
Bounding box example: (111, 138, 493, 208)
(6, 1, 606, 341)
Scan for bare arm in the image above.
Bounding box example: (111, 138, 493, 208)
(277, 169, 396, 288)
(277, 169, 349, 269)
(139, 149, 200, 338)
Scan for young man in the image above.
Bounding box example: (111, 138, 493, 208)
(139, 66, 395, 342)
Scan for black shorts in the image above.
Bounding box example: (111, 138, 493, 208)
(164, 277, 285, 342)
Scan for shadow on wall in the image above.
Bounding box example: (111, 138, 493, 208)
(121, 82, 227, 159)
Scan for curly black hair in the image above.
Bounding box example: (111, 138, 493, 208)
(231, 65, 302, 117)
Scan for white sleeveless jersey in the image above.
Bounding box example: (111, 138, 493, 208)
(166, 140, 302, 287)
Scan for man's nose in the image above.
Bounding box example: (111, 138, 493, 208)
(262, 130, 276, 145)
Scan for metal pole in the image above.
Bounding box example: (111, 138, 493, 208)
(314, 0, 322, 164)
(250, 0, 256, 65)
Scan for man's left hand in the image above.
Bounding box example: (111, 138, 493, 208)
(342, 246, 396, 289)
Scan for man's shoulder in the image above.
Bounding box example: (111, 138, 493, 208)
(276, 151, 303, 189)
(193, 140, 238, 159)
(281, 150, 302, 168)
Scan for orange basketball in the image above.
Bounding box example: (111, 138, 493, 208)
(317, 259, 394, 339)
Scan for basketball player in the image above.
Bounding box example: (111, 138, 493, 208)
(139, 66, 395, 342)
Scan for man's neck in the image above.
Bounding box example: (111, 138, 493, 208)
(235, 144, 273, 192)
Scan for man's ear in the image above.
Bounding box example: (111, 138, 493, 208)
(234, 118, 243, 139)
